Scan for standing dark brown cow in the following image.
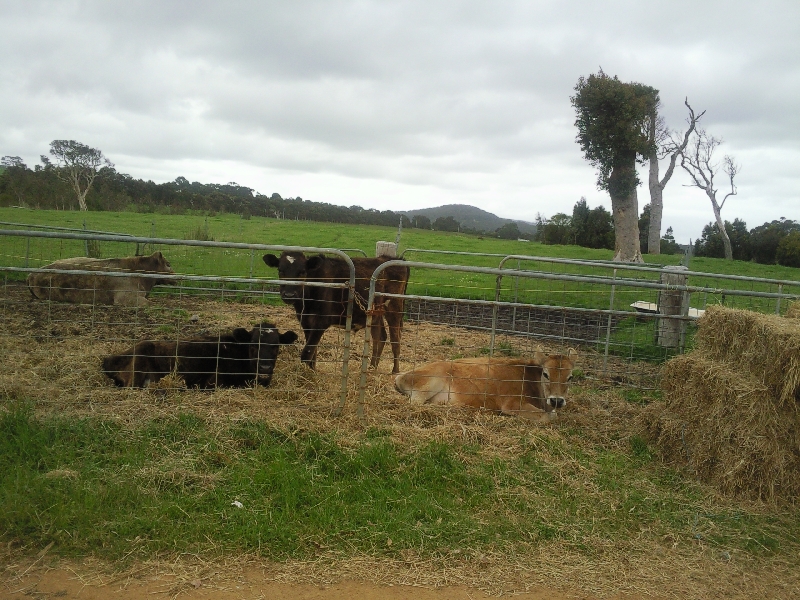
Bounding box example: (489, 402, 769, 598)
(262, 252, 409, 373)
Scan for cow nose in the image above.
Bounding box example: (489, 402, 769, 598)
(548, 397, 566, 409)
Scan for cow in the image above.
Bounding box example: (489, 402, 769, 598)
(102, 322, 298, 389)
(262, 251, 410, 373)
(27, 252, 176, 306)
(393, 349, 578, 422)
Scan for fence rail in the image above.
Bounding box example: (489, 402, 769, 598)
(2, 229, 799, 418)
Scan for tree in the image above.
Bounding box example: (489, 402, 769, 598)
(47, 140, 113, 211)
(574, 198, 614, 250)
(680, 128, 739, 260)
(538, 213, 572, 245)
(572, 70, 659, 262)
(660, 227, 682, 255)
(646, 99, 704, 254)
(495, 222, 521, 239)
(776, 232, 800, 268)
(750, 219, 800, 264)
(411, 214, 431, 229)
(694, 219, 750, 260)
(638, 203, 651, 254)
(432, 215, 460, 232)
(1, 156, 29, 205)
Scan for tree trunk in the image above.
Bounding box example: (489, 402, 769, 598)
(647, 150, 662, 255)
(609, 164, 643, 263)
(710, 197, 733, 260)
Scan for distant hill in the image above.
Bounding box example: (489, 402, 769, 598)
(404, 204, 537, 235)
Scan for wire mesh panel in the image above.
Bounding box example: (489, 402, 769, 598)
(356, 259, 800, 417)
(0, 230, 363, 414)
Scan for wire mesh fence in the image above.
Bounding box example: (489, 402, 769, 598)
(2, 229, 799, 420)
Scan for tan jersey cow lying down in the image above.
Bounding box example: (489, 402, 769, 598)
(27, 252, 176, 306)
(394, 349, 578, 422)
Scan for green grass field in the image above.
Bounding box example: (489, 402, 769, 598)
(2, 206, 797, 302)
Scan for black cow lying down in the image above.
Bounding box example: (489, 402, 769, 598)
(102, 322, 298, 389)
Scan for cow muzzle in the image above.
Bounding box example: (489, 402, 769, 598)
(547, 397, 566, 410)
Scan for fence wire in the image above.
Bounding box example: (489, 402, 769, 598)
(2, 229, 799, 420)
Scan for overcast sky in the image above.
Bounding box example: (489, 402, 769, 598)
(1, 1, 798, 242)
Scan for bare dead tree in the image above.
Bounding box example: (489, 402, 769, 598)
(47, 140, 113, 211)
(646, 99, 705, 254)
(680, 128, 739, 260)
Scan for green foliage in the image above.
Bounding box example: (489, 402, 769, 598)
(571, 70, 659, 197)
(411, 214, 431, 229)
(573, 197, 614, 250)
(776, 231, 800, 268)
(751, 219, 800, 264)
(536, 212, 572, 245)
(495, 221, 521, 239)
(660, 227, 682, 255)
(694, 219, 751, 261)
(433, 215, 460, 232)
(184, 219, 213, 241)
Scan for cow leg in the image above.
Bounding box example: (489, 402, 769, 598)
(385, 304, 404, 374)
(300, 322, 326, 370)
(369, 316, 388, 370)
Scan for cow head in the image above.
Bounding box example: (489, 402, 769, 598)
(533, 348, 578, 411)
(143, 251, 177, 285)
(240, 321, 298, 385)
(263, 251, 325, 302)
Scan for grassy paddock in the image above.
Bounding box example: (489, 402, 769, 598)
(2, 398, 799, 597)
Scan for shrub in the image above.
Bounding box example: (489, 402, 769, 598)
(776, 231, 800, 268)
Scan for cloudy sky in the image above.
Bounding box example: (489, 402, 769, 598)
(1, 1, 798, 242)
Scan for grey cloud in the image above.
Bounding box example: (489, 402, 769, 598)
(1, 0, 798, 242)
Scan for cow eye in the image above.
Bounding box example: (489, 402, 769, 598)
(542, 372, 549, 380)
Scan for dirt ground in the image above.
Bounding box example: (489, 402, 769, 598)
(2, 563, 578, 600)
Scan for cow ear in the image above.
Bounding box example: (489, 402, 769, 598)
(263, 254, 280, 267)
(306, 255, 324, 270)
(567, 348, 578, 362)
(232, 328, 251, 342)
(532, 346, 546, 365)
(279, 330, 299, 345)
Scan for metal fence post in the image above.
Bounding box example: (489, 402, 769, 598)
(602, 269, 617, 374)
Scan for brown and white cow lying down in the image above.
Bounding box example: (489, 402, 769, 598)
(27, 252, 176, 306)
(394, 349, 578, 422)
(102, 322, 298, 389)
(263, 251, 410, 373)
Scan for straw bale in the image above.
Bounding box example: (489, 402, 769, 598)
(640, 353, 800, 501)
(787, 301, 800, 319)
(694, 304, 800, 405)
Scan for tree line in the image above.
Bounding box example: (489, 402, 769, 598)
(693, 218, 800, 267)
(0, 146, 519, 237)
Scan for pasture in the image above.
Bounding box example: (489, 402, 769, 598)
(2, 207, 800, 599)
